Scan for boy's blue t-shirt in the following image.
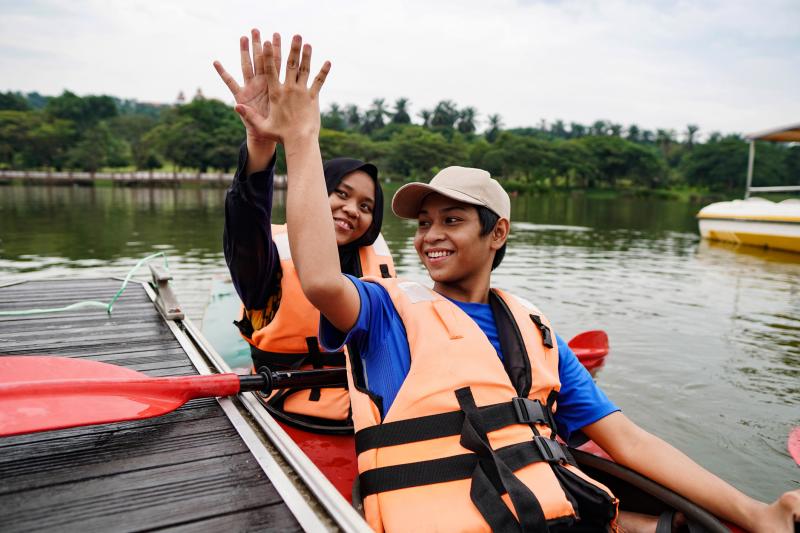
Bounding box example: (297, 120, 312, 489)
(320, 276, 619, 443)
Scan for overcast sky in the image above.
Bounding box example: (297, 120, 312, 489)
(1, 0, 798, 137)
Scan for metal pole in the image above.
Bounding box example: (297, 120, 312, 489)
(744, 140, 755, 199)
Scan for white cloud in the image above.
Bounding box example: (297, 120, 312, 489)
(0, 0, 797, 134)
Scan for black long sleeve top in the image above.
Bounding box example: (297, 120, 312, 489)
(223, 143, 280, 311)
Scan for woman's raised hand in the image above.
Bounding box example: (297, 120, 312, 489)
(213, 29, 283, 144)
(234, 34, 330, 147)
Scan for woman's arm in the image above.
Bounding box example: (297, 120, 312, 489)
(233, 34, 361, 332)
(583, 412, 800, 532)
(222, 143, 280, 310)
(215, 29, 288, 311)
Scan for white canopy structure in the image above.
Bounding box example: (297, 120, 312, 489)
(744, 122, 800, 198)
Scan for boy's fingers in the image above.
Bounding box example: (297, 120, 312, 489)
(285, 34, 302, 84)
(297, 44, 312, 85)
(213, 61, 241, 96)
(240, 36, 254, 81)
(272, 33, 282, 80)
(262, 42, 280, 89)
(310, 61, 331, 98)
(251, 29, 264, 75)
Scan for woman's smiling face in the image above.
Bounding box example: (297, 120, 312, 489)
(328, 170, 376, 246)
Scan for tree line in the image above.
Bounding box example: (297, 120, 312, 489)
(1, 90, 797, 192)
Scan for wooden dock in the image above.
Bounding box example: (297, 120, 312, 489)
(0, 170, 288, 188)
(0, 277, 366, 532)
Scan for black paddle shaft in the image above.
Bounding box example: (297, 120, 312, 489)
(238, 368, 348, 395)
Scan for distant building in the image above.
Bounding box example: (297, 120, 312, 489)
(194, 88, 205, 101)
(176, 91, 186, 105)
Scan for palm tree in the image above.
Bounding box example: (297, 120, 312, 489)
(626, 124, 641, 142)
(656, 129, 676, 159)
(392, 98, 411, 124)
(591, 120, 608, 136)
(570, 122, 586, 138)
(344, 104, 361, 130)
(550, 119, 567, 139)
(685, 124, 699, 147)
(321, 103, 345, 131)
(431, 100, 459, 129)
(418, 109, 432, 128)
(362, 98, 388, 133)
(609, 123, 623, 137)
(485, 114, 503, 142)
(457, 107, 478, 134)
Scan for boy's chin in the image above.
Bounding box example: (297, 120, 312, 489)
(427, 269, 453, 283)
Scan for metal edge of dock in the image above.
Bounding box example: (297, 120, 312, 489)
(143, 279, 371, 533)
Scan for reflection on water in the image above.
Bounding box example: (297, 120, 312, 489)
(1, 185, 798, 501)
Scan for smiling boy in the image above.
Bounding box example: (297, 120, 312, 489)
(231, 32, 800, 533)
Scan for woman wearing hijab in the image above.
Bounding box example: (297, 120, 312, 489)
(215, 29, 395, 432)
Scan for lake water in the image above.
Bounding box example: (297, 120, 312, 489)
(1, 184, 798, 503)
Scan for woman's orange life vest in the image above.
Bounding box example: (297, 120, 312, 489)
(348, 278, 618, 532)
(239, 224, 395, 432)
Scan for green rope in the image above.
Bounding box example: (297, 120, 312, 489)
(0, 252, 170, 316)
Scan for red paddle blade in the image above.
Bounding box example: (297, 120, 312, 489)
(789, 427, 800, 465)
(0, 356, 240, 437)
(568, 330, 610, 370)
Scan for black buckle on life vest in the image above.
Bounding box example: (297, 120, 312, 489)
(534, 435, 567, 464)
(529, 314, 553, 348)
(512, 397, 549, 426)
(233, 316, 254, 338)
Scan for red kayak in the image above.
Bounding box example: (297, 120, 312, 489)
(275, 330, 611, 503)
(271, 333, 745, 531)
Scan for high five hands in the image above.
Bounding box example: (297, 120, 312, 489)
(214, 30, 330, 147)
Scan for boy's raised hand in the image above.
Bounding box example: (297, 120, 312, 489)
(213, 29, 283, 144)
(234, 34, 330, 147)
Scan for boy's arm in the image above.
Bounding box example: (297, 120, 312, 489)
(284, 133, 361, 332)
(583, 412, 799, 532)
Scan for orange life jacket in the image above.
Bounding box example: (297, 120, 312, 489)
(241, 224, 395, 432)
(348, 278, 618, 532)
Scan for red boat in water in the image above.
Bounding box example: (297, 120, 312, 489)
(267, 332, 745, 532)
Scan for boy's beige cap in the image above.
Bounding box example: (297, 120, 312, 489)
(391, 166, 510, 221)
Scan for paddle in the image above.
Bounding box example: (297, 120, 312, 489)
(0, 356, 346, 437)
(790, 427, 800, 465)
(568, 330, 609, 371)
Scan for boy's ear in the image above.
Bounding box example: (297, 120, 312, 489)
(490, 219, 510, 251)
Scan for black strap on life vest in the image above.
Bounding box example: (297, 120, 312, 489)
(489, 291, 533, 399)
(457, 387, 549, 532)
(233, 316, 255, 338)
(355, 396, 556, 455)
(379, 264, 391, 278)
(358, 388, 574, 532)
(529, 314, 553, 349)
(249, 344, 346, 371)
(305, 337, 323, 401)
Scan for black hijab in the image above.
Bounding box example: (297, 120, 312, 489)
(323, 157, 383, 276)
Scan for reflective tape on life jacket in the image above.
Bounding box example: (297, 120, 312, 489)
(347, 278, 617, 533)
(242, 224, 395, 430)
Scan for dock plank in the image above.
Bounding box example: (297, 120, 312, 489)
(0, 279, 302, 531)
